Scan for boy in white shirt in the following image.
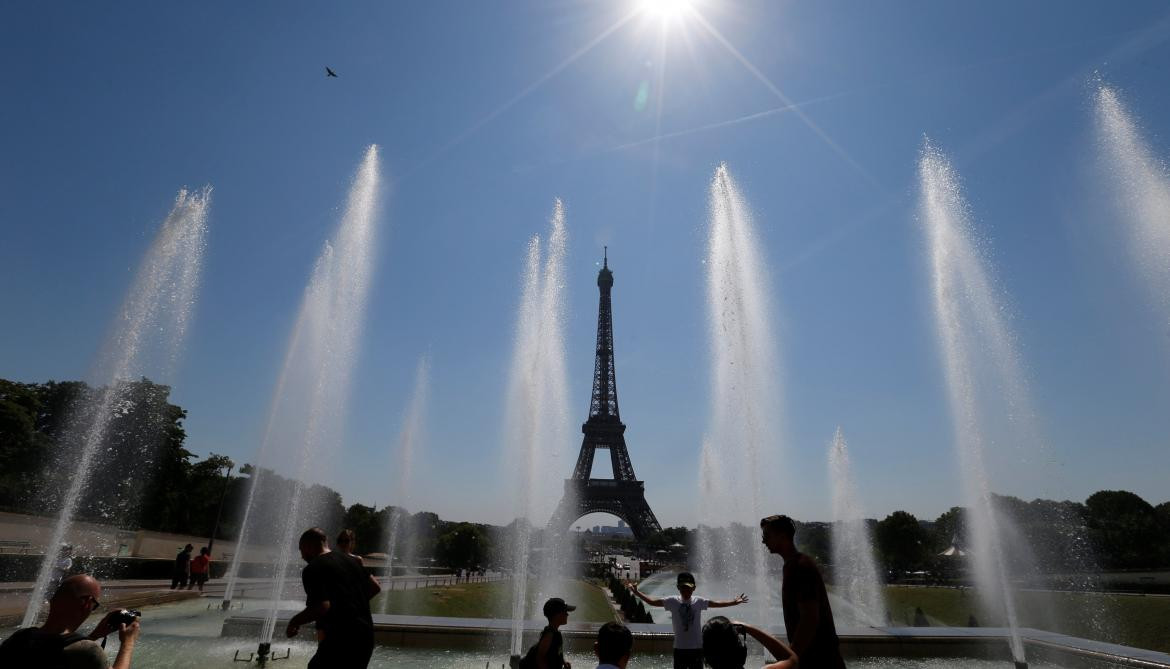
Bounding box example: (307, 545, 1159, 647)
(631, 572, 749, 669)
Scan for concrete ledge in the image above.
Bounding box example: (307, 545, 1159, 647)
(221, 613, 1170, 668)
(1, 590, 201, 627)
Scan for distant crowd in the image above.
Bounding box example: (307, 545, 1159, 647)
(0, 514, 842, 668)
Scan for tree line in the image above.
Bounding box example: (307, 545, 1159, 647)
(2, 376, 1167, 574)
(862, 490, 1170, 576)
(0, 377, 502, 571)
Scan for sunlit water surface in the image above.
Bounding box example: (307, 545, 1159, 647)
(2, 596, 1066, 668)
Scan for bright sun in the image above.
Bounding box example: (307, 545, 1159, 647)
(639, 0, 694, 21)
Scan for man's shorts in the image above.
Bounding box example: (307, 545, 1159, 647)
(673, 647, 703, 669)
(308, 632, 374, 669)
(191, 572, 208, 586)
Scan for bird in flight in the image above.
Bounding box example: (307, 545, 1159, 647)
(325, 67, 338, 78)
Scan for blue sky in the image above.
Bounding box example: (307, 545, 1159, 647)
(3, 1, 1170, 527)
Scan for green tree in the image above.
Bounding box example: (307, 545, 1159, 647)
(931, 506, 966, 553)
(411, 511, 442, 565)
(1, 378, 190, 526)
(179, 454, 235, 539)
(796, 522, 831, 565)
(644, 526, 689, 550)
(341, 503, 383, 555)
(0, 380, 52, 508)
(1085, 490, 1163, 569)
(436, 522, 487, 570)
(876, 511, 929, 574)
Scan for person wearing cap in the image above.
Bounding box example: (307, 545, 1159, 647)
(761, 514, 845, 669)
(533, 597, 575, 669)
(630, 571, 749, 669)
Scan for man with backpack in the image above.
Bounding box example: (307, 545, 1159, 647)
(518, 597, 575, 669)
(0, 574, 140, 669)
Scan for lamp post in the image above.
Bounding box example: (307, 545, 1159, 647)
(207, 460, 234, 556)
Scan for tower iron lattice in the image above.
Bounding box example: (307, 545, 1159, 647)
(548, 249, 662, 540)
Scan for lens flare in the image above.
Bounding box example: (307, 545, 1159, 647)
(640, 0, 693, 20)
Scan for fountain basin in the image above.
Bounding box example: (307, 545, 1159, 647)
(7, 596, 1167, 669)
(221, 612, 1170, 668)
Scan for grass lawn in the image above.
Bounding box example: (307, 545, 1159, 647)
(883, 585, 1170, 653)
(369, 578, 616, 622)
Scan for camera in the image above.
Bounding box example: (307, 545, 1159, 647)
(98, 609, 141, 648)
(110, 609, 141, 627)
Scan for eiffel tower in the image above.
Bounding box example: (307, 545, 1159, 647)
(548, 249, 662, 541)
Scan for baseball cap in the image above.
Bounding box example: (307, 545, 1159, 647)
(543, 597, 576, 617)
(677, 572, 696, 588)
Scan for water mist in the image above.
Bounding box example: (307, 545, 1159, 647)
(827, 427, 887, 626)
(919, 141, 1031, 665)
(381, 355, 430, 613)
(696, 163, 783, 624)
(23, 188, 210, 626)
(502, 200, 571, 658)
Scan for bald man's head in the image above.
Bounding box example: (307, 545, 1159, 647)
(47, 574, 101, 628)
(52, 574, 101, 602)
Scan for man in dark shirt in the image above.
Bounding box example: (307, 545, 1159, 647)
(761, 514, 846, 669)
(171, 544, 193, 590)
(286, 527, 381, 669)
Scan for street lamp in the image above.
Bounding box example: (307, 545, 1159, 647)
(207, 459, 234, 556)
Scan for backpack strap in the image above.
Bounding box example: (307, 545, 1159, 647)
(59, 632, 88, 646)
(0, 629, 90, 669)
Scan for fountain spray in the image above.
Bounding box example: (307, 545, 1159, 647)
(381, 354, 430, 611)
(697, 163, 783, 624)
(1095, 83, 1170, 332)
(216, 146, 381, 662)
(22, 188, 209, 627)
(502, 200, 570, 663)
(919, 141, 1031, 667)
(828, 427, 888, 626)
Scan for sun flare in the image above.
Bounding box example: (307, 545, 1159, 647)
(639, 0, 694, 21)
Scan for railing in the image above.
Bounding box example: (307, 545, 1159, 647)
(377, 572, 505, 591)
(0, 540, 32, 554)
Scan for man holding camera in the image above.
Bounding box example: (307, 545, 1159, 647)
(701, 616, 797, 669)
(0, 574, 140, 669)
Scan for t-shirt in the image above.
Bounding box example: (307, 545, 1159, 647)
(301, 550, 373, 637)
(662, 595, 709, 649)
(190, 554, 210, 574)
(174, 550, 191, 572)
(781, 553, 845, 669)
(540, 626, 564, 668)
(0, 628, 109, 669)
